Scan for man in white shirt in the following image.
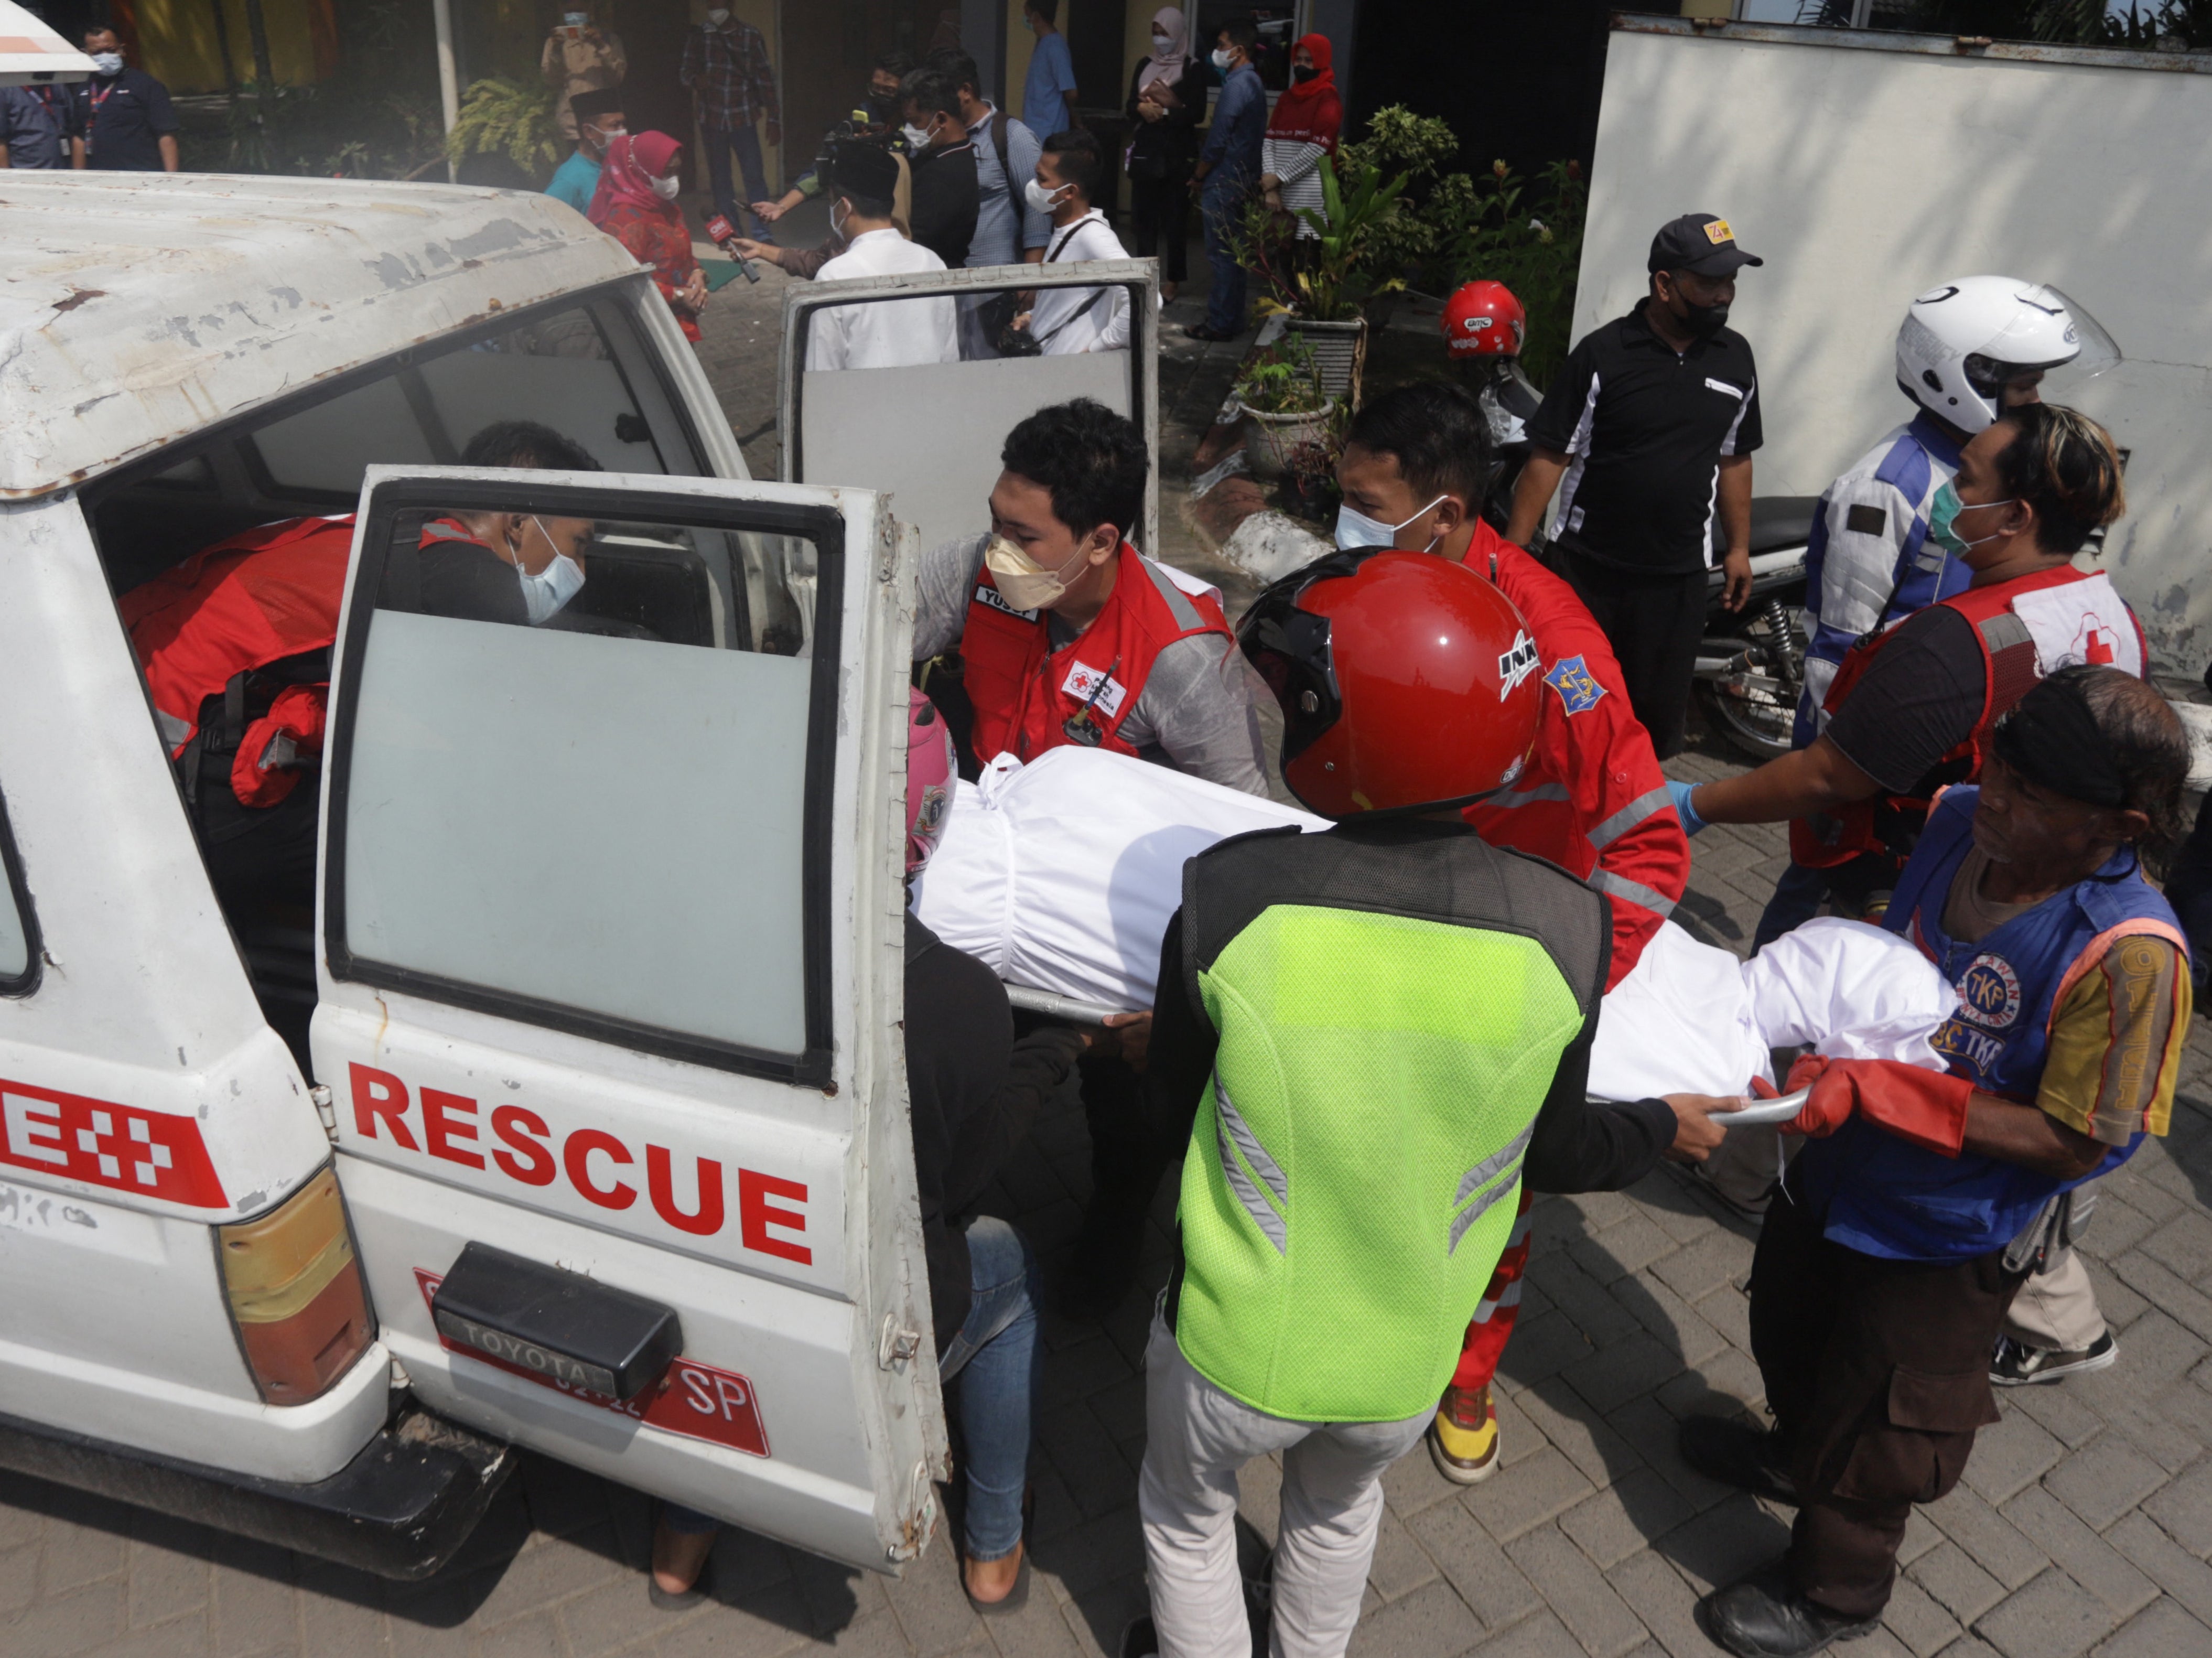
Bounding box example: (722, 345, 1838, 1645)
(1020, 131, 1131, 357)
(805, 143, 960, 372)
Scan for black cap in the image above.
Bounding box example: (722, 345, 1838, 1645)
(826, 139, 899, 203)
(569, 87, 625, 123)
(1647, 213, 1764, 277)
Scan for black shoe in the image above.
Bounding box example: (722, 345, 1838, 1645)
(1061, 1204, 1146, 1317)
(1183, 322, 1240, 342)
(1697, 1570, 1880, 1657)
(1119, 1614, 1160, 1658)
(1680, 1416, 1799, 1506)
(1990, 1331, 2118, 1386)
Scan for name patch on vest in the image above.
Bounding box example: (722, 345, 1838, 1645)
(973, 582, 1039, 622)
(1061, 662, 1128, 719)
(1497, 630, 1540, 697)
(1955, 952, 2023, 1030)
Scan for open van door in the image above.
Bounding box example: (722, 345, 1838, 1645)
(315, 466, 944, 1571)
(780, 260, 1162, 554)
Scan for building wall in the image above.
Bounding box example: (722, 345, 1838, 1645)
(125, 0, 335, 93)
(1578, 26, 2212, 674)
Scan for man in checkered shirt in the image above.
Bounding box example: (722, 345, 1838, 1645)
(682, 8, 783, 243)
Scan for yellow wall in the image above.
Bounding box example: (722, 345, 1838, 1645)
(134, 0, 328, 94)
(1006, 0, 1037, 124)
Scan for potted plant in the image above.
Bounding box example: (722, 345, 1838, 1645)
(1232, 336, 1334, 482)
(1236, 154, 1409, 409)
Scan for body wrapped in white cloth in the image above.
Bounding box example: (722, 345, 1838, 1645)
(911, 749, 1957, 1095)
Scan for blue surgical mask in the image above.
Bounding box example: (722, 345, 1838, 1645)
(514, 518, 587, 622)
(1335, 494, 1446, 552)
(90, 51, 124, 75)
(1927, 481, 2016, 558)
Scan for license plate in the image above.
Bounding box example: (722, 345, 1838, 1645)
(414, 1271, 769, 1457)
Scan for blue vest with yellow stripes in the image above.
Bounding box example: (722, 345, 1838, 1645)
(1792, 788, 2179, 1261)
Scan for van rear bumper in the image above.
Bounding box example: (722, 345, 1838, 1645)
(0, 1400, 514, 1580)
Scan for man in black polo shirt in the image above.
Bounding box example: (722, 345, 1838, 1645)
(1506, 213, 1762, 758)
(67, 27, 180, 174)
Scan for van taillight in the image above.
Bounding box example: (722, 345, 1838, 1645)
(217, 1167, 375, 1405)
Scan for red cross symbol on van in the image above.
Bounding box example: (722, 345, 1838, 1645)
(1, 1079, 229, 1208)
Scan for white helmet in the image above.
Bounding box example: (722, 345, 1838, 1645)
(1894, 277, 2120, 435)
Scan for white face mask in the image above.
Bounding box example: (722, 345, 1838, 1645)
(706, 7, 731, 23)
(1335, 494, 1447, 552)
(1153, 31, 1172, 49)
(831, 199, 851, 242)
(651, 173, 682, 201)
(902, 120, 936, 152)
(1024, 177, 1069, 214)
(1210, 47, 1235, 71)
(984, 533, 1089, 612)
(90, 51, 124, 74)
(564, 13, 588, 28)
(513, 518, 588, 622)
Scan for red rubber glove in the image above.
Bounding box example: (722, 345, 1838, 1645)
(1782, 1053, 1974, 1157)
(231, 684, 328, 809)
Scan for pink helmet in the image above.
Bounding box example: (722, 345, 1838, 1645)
(905, 688, 958, 874)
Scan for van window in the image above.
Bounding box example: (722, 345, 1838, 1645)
(326, 485, 840, 1077)
(246, 307, 668, 501)
(0, 795, 36, 995)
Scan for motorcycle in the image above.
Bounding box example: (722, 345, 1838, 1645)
(1695, 499, 1813, 762)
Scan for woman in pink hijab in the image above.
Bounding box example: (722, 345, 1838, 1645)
(588, 131, 709, 341)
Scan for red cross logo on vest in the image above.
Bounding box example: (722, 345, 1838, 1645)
(2077, 620, 2116, 666)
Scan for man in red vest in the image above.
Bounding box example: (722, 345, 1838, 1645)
(118, 422, 601, 918)
(912, 397, 1269, 1311)
(1671, 404, 2142, 897)
(1325, 382, 1692, 1486)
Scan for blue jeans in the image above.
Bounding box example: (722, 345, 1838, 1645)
(700, 122, 773, 240)
(1753, 859, 1831, 955)
(938, 1216, 1042, 1561)
(663, 1216, 1041, 1560)
(1200, 173, 1250, 336)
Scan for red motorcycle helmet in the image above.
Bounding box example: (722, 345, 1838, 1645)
(1441, 279, 1527, 359)
(1238, 551, 1542, 819)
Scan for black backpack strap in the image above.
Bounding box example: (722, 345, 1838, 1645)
(989, 111, 1011, 183)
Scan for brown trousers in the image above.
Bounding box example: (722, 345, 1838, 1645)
(1748, 1185, 2021, 1619)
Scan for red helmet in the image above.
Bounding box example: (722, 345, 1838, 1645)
(1442, 280, 1526, 359)
(1238, 551, 1541, 819)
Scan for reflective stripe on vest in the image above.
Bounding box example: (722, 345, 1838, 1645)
(1176, 902, 1585, 1424)
(957, 543, 1233, 766)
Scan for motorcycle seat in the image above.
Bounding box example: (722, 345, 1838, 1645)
(1745, 497, 1820, 557)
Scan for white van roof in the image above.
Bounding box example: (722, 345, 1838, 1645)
(0, 171, 643, 499)
(0, 0, 92, 85)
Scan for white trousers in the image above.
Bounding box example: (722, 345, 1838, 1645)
(2004, 1247, 2108, 1352)
(1138, 1310, 1430, 1658)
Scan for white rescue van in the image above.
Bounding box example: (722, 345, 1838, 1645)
(0, 171, 1158, 1578)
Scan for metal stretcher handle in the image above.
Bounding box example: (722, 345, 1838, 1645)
(1004, 984, 1131, 1027)
(1709, 1086, 1811, 1128)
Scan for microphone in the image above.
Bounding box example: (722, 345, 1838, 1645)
(705, 215, 760, 283)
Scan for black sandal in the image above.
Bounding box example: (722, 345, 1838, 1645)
(961, 1485, 1035, 1616)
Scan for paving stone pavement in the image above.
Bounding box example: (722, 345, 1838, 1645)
(10, 759, 2212, 1655)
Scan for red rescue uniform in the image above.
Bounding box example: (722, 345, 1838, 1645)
(119, 515, 355, 807)
(1458, 522, 1689, 991)
(1444, 523, 1691, 1412)
(959, 541, 1236, 763)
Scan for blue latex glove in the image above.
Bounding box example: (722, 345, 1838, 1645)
(1667, 778, 1708, 837)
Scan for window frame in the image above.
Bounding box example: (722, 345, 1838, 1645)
(0, 783, 41, 999)
(321, 475, 846, 1089)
